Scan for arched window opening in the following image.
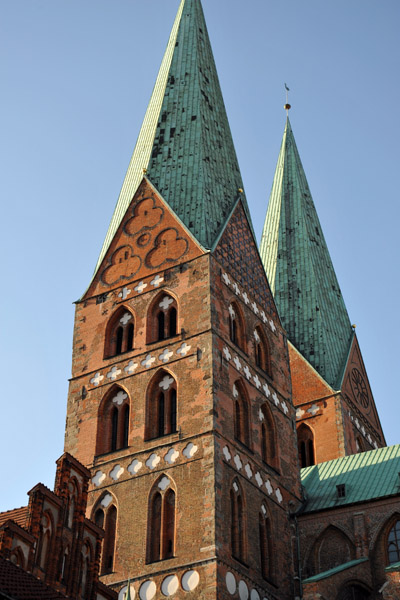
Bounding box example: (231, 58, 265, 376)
(163, 489, 176, 559)
(123, 404, 130, 448)
(336, 584, 371, 600)
(80, 543, 91, 599)
(169, 307, 177, 337)
(230, 480, 246, 563)
(147, 480, 176, 564)
(149, 294, 179, 343)
(259, 506, 273, 580)
(60, 547, 69, 583)
(105, 307, 135, 358)
(146, 372, 178, 441)
(228, 303, 245, 351)
(297, 423, 315, 468)
(92, 495, 117, 576)
(94, 508, 104, 529)
(102, 505, 117, 574)
(233, 381, 250, 448)
(254, 326, 272, 376)
(388, 520, 400, 564)
(260, 404, 277, 467)
(65, 481, 78, 529)
(37, 513, 52, 571)
(10, 548, 24, 569)
(306, 526, 355, 579)
(111, 407, 118, 452)
(97, 387, 131, 455)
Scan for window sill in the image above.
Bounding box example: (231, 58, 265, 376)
(146, 334, 180, 347)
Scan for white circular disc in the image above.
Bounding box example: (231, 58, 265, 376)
(139, 580, 156, 600)
(119, 585, 135, 600)
(181, 570, 200, 592)
(239, 580, 249, 600)
(251, 590, 260, 600)
(161, 575, 179, 596)
(226, 572, 236, 595)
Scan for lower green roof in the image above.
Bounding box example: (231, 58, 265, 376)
(301, 445, 400, 513)
(302, 558, 368, 583)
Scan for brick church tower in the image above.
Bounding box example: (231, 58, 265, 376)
(64, 1, 302, 599)
(260, 116, 385, 466)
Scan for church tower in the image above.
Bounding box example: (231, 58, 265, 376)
(64, 2, 302, 599)
(260, 115, 385, 466)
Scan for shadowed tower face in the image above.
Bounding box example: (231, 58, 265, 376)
(260, 118, 353, 390)
(64, 1, 301, 599)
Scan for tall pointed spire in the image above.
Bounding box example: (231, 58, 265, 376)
(260, 118, 353, 388)
(94, 0, 250, 278)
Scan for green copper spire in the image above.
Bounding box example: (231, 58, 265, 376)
(94, 0, 251, 277)
(260, 118, 353, 389)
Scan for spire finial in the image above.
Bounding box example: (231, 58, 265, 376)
(284, 83, 291, 114)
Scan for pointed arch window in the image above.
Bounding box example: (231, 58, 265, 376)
(36, 512, 52, 571)
(259, 504, 273, 580)
(96, 387, 130, 455)
(105, 307, 135, 358)
(59, 546, 70, 583)
(260, 403, 278, 469)
(147, 477, 176, 563)
(388, 520, 400, 565)
(148, 293, 178, 343)
(230, 479, 246, 563)
(64, 480, 78, 529)
(146, 372, 177, 441)
(80, 542, 92, 599)
(93, 498, 117, 575)
(228, 302, 246, 351)
(254, 326, 272, 376)
(233, 381, 251, 448)
(297, 423, 315, 468)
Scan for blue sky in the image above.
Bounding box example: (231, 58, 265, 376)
(1, 0, 399, 512)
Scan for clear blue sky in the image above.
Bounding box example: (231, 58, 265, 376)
(1, 0, 399, 512)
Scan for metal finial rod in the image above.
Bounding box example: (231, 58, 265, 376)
(284, 83, 291, 114)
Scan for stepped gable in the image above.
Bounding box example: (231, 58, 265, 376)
(214, 200, 278, 320)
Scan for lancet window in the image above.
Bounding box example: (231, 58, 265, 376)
(148, 293, 178, 343)
(228, 302, 246, 351)
(297, 423, 315, 468)
(254, 325, 272, 376)
(94, 498, 117, 575)
(230, 479, 246, 563)
(233, 380, 251, 448)
(259, 504, 273, 580)
(147, 477, 176, 563)
(96, 387, 130, 455)
(145, 371, 177, 441)
(260, 403, 278, 468)
(105, 307, 135, 358)
(388, 520, 400, 564)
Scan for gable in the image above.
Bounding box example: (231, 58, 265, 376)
(213, 201, 278, 320)
(288, 342, 333, 406)
(85, 178, 204, 299)
(341, 335, 385, 443)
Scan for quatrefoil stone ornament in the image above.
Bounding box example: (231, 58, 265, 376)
(112, 390, 127, 405)
(159, 375, 174, 391)
(159, 296, 173, 311)
(120, 312, 132, 325)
